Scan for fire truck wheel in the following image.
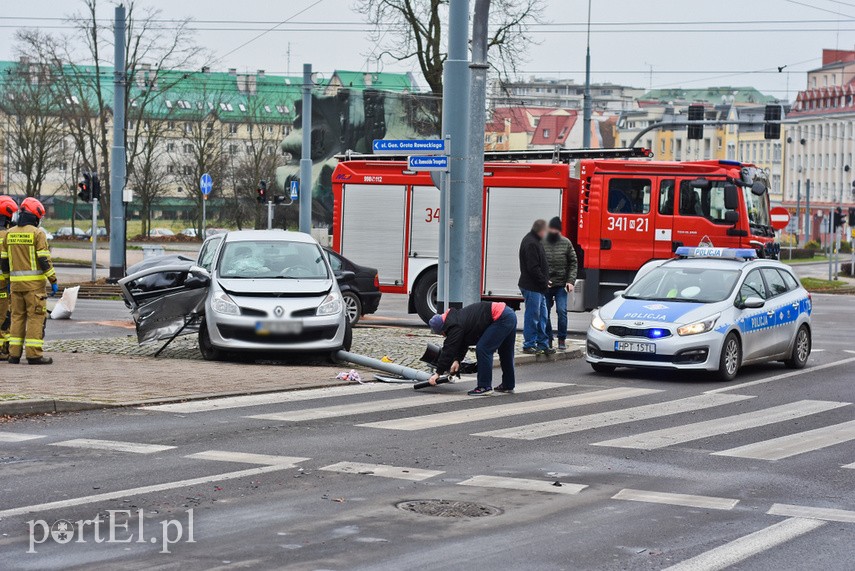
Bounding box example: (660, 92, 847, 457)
(414, 267, 439, 324)
(590, 363, 616, 374)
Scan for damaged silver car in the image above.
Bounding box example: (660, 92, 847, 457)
(120, 230, 353, 360)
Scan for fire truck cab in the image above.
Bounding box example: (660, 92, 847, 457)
(331, 151, 777, 323)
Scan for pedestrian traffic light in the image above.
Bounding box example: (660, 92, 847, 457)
(833, 207, 843, 230)
(256, 179, 268, 204)
(90, 172, 101, 200)
(77, 172, 91, 202)
(849, 207, 855, 226)
(687, 104, 704, 140)
(764, 104, 783, 140)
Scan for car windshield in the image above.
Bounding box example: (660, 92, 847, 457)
(217, 240, 330, 279)
(623, 266, 740, 303)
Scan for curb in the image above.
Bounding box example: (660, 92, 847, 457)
(0, 347, 585, 418)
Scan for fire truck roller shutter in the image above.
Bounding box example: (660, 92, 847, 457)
(483, 186, 563, 297)
(409, 186, 440, 258)
(340, 184, 407, 286)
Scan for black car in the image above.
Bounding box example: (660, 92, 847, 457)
(325, 248, 381, 326)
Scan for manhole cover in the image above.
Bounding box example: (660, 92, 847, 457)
(396, 499, 502, 518)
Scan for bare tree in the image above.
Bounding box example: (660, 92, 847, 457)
(0, 58, 67, 197)
(355, 0, 544, 94)
(127, 117, 172, 236)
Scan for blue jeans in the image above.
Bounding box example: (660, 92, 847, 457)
(545, 286, 568, 343)
(521, 289, 548, 350)
(475, 307, 517, 389)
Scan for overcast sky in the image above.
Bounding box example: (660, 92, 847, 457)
(2, 0, 854, 101)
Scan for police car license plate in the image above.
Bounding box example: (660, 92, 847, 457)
(255, 320, 303, 335)
(614, 341, 655, 353)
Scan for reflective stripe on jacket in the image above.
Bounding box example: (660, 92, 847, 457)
(1, 225, 55, 292)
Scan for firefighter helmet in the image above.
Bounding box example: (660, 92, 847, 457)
(0, 196, 18, 218)
(20, 197, 46, 219)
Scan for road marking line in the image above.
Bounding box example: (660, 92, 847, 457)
(768, 503, 855, 523)
(844, 350, 855, 355)
(662, 517, 826, 571)
(248, 381, 567, 422)
(458, 475, 587, 495)
(594, 400, 848, 450)
(713, 419, 855, 460)
(0, 465, 293, 518)
(320, 461, 443, 481)
(705, 357, 855, 395)
(141, 383, 408, 414)
(476, 393, 752, 441)
(611, 489, 738, 511)
(49, 438, 176, 454)
(185, 450, 309, 466)
(0, 431, 46, 442)
(359, 387, 662, 431)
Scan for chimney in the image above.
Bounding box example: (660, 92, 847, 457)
(257, 69, 265, 78)
(202, 66, 211, 73)
(228, 68, 237, 76)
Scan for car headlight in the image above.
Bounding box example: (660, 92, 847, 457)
(317, 291, 343, 316)
(677, 313, 720, 336)
(211, 291, 240, 315)
(591, 310, 607, 331)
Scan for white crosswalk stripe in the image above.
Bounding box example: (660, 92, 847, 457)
(49, 438, 176, 454)
(320, 461, 442, 481)
(360, 387, 662, 431)
(185, 450, 309, 466)
(612, 489, 739, 511)
(768, 503, 855, 523)
(247, 381, 567, 422)
(662, 517, 826, 571)
(594, 400, 848, 451)
(0, 431, 45, 442)
(713, 419, 855, 461)
(458, 475, 587, 495)
(476, 393, 752, 441)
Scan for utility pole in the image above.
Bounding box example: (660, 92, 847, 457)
(795, 180, 801, 246)
(805, 179, 811, 243)
(582, 0, 593, 148)
(463, 0, 490, 307)
(441, 0, 470, 310)
(109, 4, 127, 280)
(299, 64, 312, 234)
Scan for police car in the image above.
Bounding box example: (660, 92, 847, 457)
(586, 247, 812, 381)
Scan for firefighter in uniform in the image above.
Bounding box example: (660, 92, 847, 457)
(0, 196, 19, 360)
(0, 197, 57, 364)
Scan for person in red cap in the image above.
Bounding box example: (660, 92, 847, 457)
(0, 197, 57, 364)
(0, 196, 19, 360)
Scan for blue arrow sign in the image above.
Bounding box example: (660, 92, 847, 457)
(290, 180, 299, 200)
(372, 139, 447, 154)
(199, 173, 213, 196)
(407, 155, 449, 172)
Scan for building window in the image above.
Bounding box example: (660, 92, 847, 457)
(167, 143, 175, 152)
(183, 165, 193, 175)
(184, 122, 192, 134)
(228, 124, 238, 134)
(183, 144, 193, 154)
(167, 165, 175, 174)
(229, 144, 238, 154)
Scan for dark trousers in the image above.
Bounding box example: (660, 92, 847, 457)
(475, 307, 517, 389)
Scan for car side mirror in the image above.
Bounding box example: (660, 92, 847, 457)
(613, 290, 625, 298)
(751, 181, 767, 196)
(185, 267, 211, 289)
(740, 296, 765, 309)
(724, 210, 740, 224)
(335, 270, 356, 284)
(724, 183, 739, 210)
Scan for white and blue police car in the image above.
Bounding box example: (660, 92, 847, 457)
(586, 247, 812, 381)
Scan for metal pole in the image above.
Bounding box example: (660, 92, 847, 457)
(109, 4, 127, 280)
(804, 179, 811, 243)
(463, 0, 490, 307)
(335, 350, 431, 382)
(299, 63, 313, 234)
(582, 0, 592, 148)
(442, 0, 470, 310)
(202, 196, 207, 237)
(91, 199, 97, 282)
(795, 180, 801, 246)
(267, 200, 273, 230)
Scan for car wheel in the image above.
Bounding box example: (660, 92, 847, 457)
(329, 322, 353, 364)
(413, 267, 438, 324)
(717, 332, 741, 381)
(198, 321, 224, 361)
(785, 325, 811, 369)
(342, 291, 362, 326)
(590, 363, 616, 374)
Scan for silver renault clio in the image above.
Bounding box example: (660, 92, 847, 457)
(120, 230, 352, 360)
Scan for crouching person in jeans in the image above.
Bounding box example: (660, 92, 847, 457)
(428, 301, 518, 396)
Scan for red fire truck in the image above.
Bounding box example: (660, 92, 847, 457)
(331, 149, 777, 323)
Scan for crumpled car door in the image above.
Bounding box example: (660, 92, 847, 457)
(119, 264, 210, 344)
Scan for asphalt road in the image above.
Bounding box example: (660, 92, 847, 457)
(2, 293, 854, 570)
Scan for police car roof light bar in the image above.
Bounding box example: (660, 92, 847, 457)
(675, 247, 757, 260)
(334, 147, 652, 164)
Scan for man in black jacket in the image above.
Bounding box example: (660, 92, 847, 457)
(427, 301, 517, 396)
(518, 219, 553, 355)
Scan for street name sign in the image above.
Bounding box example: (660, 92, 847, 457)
(408, 155, 449, 172)
(373, 139, 447, 154)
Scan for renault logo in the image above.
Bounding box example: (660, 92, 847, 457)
(273, 306, 285, 318)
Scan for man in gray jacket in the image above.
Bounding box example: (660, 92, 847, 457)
(542, 217, 578, 350)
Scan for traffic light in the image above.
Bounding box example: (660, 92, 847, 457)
(687, 104, 704, 140)
(849, 207, 855, 226)
(764, 104, 783, 140)
(256, 179, 268, 204)
(77, 172, 91, 202)
(833, 207, 843, 230)
(91, 172, 101, 200)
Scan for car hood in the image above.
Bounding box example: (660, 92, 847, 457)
(217, 277, 334, 296)
(600, 297, 730, 326)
